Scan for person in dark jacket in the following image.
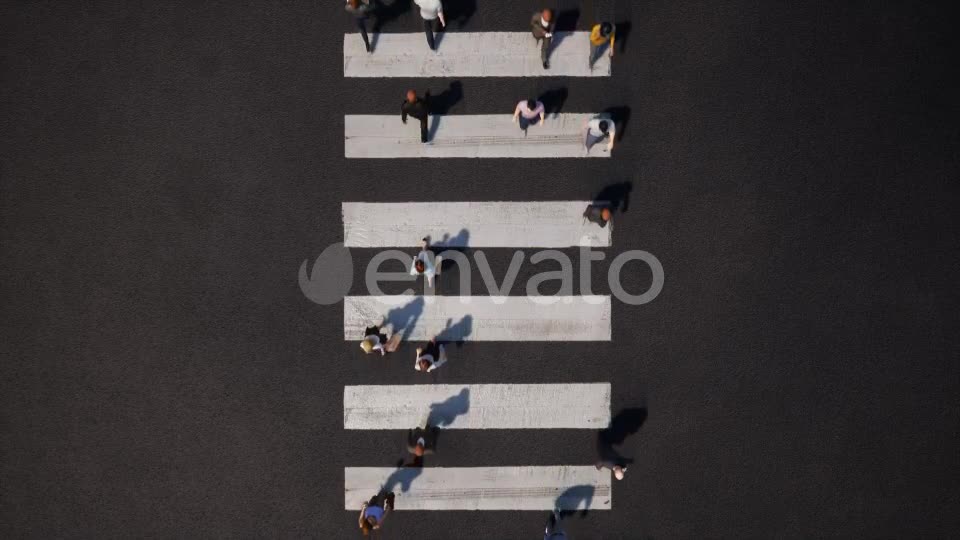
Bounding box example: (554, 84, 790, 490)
(401, 89, 431, 143)
(530, 9, 555, 69)
(345, 0, 375, 53)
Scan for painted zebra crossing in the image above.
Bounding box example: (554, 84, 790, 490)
(343, 32, 612, 78)
(345, 113, 613, 158)
(345, 466, 611, 511)
(344, 383, 611, 430)
(342, 22, 620, 519)
(343, 201, 611, 248)
(344, 295, 612, 342)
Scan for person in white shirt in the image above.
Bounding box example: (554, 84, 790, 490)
(414, 338, 447, 372)
(583, 115, 616, 154)
(414, 0, 445, 51)
(409, 238, 437, 287)
(513, 98, 546, 132)
(360, 322, 389, 356)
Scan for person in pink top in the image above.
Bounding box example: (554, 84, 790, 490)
(513, 98, 546, 133)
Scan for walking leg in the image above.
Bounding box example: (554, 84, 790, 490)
(357, 17, 371, 52)
(420, 116, 428, 143)
(541, 36, 552, 67)
(423, 19, 435, 50)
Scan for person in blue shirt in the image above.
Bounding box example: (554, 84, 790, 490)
(358, 492, 394, 536)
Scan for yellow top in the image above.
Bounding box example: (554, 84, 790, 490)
(589, 24, 616, 47)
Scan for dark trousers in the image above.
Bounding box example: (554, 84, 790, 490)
(368, 492, 396, 510)
(355, 17, 370, 51)
(519, 115, 540, 130)
(535, 35, 552, 63)
(423, 18, 437, 50)
(415, 115, 428, 142)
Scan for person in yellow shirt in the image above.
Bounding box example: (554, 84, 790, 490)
(589, 22, 615, 68)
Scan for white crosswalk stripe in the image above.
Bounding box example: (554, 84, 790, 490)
(345, 113, 613, 158)
(342, 201, 611, 248)
(344, 32, 612, 78)
(344, 295, 611, 342)
(345, 466, 612, 510)
(344, 383, 611, 430)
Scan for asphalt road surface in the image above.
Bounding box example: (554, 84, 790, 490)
(2, 1, 958, 538)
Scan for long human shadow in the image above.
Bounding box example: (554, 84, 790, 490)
(383, 296, 425, 340)
(596, 407, 648, 465)
(427, 227, 470, 249)
(432, 0, 477, 51)
(592, 181, 633, 214)
(549, 9, 580, 50)
(537, 88, 568, 117)
(428, 81, 463, 141)
(435, 315, 473, 345)
(369, 0, 412, 51)
(440, 0, 476, 29)
(555, 484, 595, 518)
(603, 106, 631, 142)
(426, 388, 470, 427)
(426, 229, 470, 289)
(616, 21, 632, 54)
(380, 462, 424, 494)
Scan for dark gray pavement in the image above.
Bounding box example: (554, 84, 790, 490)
(2, 0, 959, 537)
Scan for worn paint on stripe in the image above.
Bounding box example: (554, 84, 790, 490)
(344, 32, 612, 78)
(342, 201, 611, 248)
(344, 466, 612, 510)
(344, 296, 611, 342)
(345, 113, 613, 158)
(344, 383, 611, 430)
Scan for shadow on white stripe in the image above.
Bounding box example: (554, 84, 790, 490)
(344, 32, 612, 78)
(345, 113, 612, 158)
(344, 296, 611, 341)
(344, 383, 610, 430)
(342, 201, 611, 248)
(345, 466, 612, 510)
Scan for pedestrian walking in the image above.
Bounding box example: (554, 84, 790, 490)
(414, 0, 445, 51)
(588, 22, 616, 68)
(360, 321, 390, 356)
(415, 338, 447, 372)
(530, 9, 555, 69)
(407, 425, 437, 462)
(358, 492, 395, 536)
(583, 115, 616, 153)
(544, 510, 567, 539)
(583, 204, 612, 227)
(345, 0, 375, 53)
(596, 460, 627, 480)
(513, 98, 546, 132)
(401, 90, 430, 143)
(409, 237, 437, 286)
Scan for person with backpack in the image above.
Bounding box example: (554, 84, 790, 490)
(415, 337, 447, 372)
